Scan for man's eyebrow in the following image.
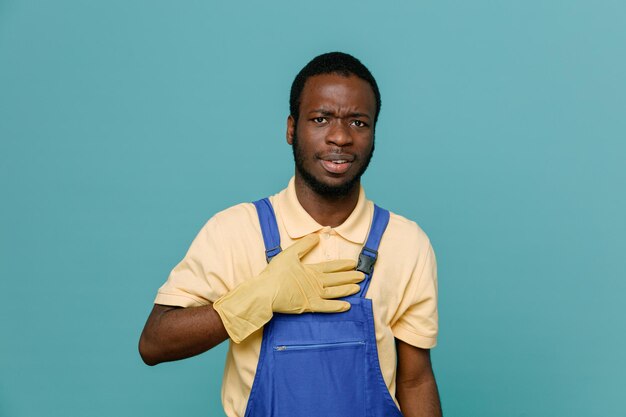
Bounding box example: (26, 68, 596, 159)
(308, 109, 372, 119)
(308, 109, 334, 116)
(347, 112, 371, 119)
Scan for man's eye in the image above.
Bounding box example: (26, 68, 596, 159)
(313, 117, 327, 123)
(352, 120, 367, 127)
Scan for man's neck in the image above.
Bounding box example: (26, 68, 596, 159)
(293, 175, 361, 228)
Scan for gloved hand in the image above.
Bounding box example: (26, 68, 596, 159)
(213, 234, 364, 343)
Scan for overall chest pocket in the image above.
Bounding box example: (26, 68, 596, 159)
(272, 340, 367, 417)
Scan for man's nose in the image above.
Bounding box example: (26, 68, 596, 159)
(325, 121, 352, 147)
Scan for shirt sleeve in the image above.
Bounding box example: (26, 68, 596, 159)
(154, 215, 232, 307)
(391, 243, 439, 349)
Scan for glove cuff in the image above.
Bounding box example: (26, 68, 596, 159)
(213, 278, 274, 344)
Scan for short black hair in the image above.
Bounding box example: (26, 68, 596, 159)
(289, 52, 381, 126)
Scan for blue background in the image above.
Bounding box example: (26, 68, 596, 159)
(1, 1, 625, 416)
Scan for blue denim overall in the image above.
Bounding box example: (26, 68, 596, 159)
(243, 198, 403, 417)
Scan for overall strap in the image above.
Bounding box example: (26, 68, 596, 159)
(356, 205, 390, 298)
(253, 198, 282, 263)
(254, 198, 389, 297)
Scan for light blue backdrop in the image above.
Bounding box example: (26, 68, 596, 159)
(1, 1, 625, 416)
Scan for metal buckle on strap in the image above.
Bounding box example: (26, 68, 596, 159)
(266, 246, 282, 263)
(356, 248, 378, 275)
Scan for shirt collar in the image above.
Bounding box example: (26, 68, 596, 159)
(276, 177, 372, 245)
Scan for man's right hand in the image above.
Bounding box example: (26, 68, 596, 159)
(213, 234, 364, 344)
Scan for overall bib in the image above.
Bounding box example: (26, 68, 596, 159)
(244, 198, 403, 417)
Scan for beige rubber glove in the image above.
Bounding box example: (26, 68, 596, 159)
(213, 234, 364, 343)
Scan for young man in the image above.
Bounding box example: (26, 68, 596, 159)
(139, 52, 442, 417)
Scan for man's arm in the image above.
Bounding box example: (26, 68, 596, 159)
(138, 303, 229, 366)
(395, 339, 442, 417)
(139, 236, 364, 365)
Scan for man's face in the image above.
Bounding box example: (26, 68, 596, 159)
(287, 73, 377, 197)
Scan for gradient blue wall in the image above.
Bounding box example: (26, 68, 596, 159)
(1, 1, 624, 416)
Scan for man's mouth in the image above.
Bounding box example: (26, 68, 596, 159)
(319, 154, 354, 175)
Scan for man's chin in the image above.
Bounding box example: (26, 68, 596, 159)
(299, 172, 360, 198)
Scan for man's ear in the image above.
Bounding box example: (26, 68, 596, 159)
(286, 115, 295, 145)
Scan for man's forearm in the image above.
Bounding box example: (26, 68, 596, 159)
(397, 379, 442, 417)
(396, 377, 442, 417)
(138, 303, 229, 366)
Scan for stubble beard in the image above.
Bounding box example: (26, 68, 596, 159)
(291, 129, 375, 198)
